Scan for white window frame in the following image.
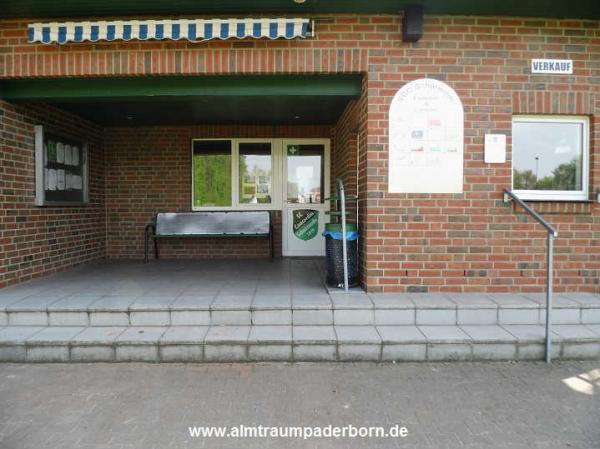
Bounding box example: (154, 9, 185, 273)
(511, 115, 589, 201)
(192, 138, 331, 211)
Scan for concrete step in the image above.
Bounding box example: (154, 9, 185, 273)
(0, 292, 599, 327)
(0, 324, 599, 363)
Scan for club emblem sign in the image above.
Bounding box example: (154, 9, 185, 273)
(293, 209, 319, 241)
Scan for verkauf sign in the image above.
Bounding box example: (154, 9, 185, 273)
(531, 59, 573, 74)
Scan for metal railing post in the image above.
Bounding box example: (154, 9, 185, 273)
(545, 233, 554, 363)
(337, 178, 349, 292)
(503, 189, 557, 363)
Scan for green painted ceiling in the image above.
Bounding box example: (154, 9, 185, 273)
(0, 75, 362, 126)
(0, 0, 598, 19)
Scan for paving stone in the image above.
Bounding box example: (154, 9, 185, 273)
(581, 308, 600, 324)
(446, 293, 498, 308)
(72, 327, 126, 344)
(472, 343, 517, 360)
(427, 344, 472, 361)
(457, 308, 498, 325)
(204, 326, 250, 344)
(498, 308, 539, 325)
(410, 293, 456, 308)
(335, 325, 381, 344)
(0, 326, 44, 343)
(291, 294, 332, 309)
(169, 295, 214, 310)
(330, 294, 373, 309)
(381, 344, 427, 361)
(376, 326, 426, 343)
(27, 346, 70, 362)
(338, 344, 381, 361)
(0, 312, 7, 326)
(374, 309, 415, 325)
(334, 309, 374, 325)
(159, 326, 208, 344)
(5, 296, 64, 311)
(561, 342, 600, 360)
(129, 311, 170, 326)
(419, 326, 471, 342)
(90, 312, 129, 326)
(521, 293, 580, 308)
(160, 345, 203, 362)
(88, 296, 137, 311)
(252, 309, 292, 325)
(170, 310, 210, 325)
(551, 325, 598, 341)
(211, 295, 253, 310)
(48, 312, 89, 326)
(542, 307, 581, 325)
(8, 312, 48, 326)
(560, 292, 600, 307)
(26, 326, 85, 345)
(586, 324, 600, 336)
(116, 345, 159, 362)
(204, 345, 247, 362)
(248, 345, 292, 361)
(0, 346, 27, 362)
(502, 325, 546, 342)
(248, 326, 292, 344)
(211, 310, 251, 325)
(293, 344, 337, 361)
(416, 309, 457, 325)
(251, 295, 292, 309)
(293, 326, 336, 344)
(71, 346, 116, 362)
(460, 325, 517, 342)
(368, 293, 415, 309)
(292, 309, 333, 325)
(518, 343, 560, 360)
(129, 296, 175, 311)
(47, 296, 101, 311)
(116, 327, 167, 344)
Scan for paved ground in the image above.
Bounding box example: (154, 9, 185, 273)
(0, 362, 598, 449)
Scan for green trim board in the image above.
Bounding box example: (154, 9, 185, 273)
(0, 75, 363, 101)
(0, 0, 598, 19)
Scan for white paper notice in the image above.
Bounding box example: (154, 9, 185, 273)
(388, 78, 464, 193)
(484, 134, 506, 163)
(57, 169, 65, 190)
(56, 142, 65, 164)
(71, 146, 79, 166)
(64, 144, 72, 165)
(48, 169, 57, 190)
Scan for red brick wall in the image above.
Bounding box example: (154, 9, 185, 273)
(104, 124, 331, 259)
(1, 15, 599, 292)
(0, 101, 105, 288)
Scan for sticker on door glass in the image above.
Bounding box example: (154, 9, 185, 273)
(293, 209, 319, 241)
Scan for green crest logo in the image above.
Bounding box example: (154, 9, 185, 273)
(293, 209, 319, 241)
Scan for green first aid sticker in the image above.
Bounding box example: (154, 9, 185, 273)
(293, 209, 319, 241)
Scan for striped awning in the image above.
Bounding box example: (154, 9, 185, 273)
(28, 18, 312, 44)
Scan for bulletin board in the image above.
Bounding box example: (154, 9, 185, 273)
(388, 78, 464, 194)
(34, 125, 89, 206)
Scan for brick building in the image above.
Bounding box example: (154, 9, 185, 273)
(1, 1, 599, 294)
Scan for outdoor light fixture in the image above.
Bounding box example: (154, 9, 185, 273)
(294, 0, 306, 3)
(596, 190, 600, 203)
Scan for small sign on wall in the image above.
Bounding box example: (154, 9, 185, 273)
(484, 134, 506, 164)
(531, 59, 573, 74)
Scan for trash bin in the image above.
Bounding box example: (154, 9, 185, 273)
(323, 223, 359, 288)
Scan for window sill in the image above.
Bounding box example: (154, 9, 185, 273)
(511, 200, 593, 215)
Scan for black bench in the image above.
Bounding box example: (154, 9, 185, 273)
(144, 211, 273, 262)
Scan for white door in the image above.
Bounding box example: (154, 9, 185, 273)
(282, 139, 330, 256)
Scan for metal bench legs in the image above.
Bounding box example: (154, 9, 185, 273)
(144, 224, 158, 263)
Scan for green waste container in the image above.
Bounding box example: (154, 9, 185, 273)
(323, 223, 359, 288)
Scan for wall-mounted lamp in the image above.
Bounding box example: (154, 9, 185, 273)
(596, 190, 600, 203)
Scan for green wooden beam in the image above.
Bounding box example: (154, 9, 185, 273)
(0, 75, 363, 101)
(0, 0, 598, 19)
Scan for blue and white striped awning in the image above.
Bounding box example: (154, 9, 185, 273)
(28, 18, 312, 44)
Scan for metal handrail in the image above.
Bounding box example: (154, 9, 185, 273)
(503, 189, 558, 363)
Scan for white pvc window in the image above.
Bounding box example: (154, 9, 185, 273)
(512, 116, 589, 201)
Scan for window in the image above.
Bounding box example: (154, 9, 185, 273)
(193, 140, 232, 207)
(239, 143, 273, 205)
(286, 144, 324, 204)
(512, 116, 589, 201)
